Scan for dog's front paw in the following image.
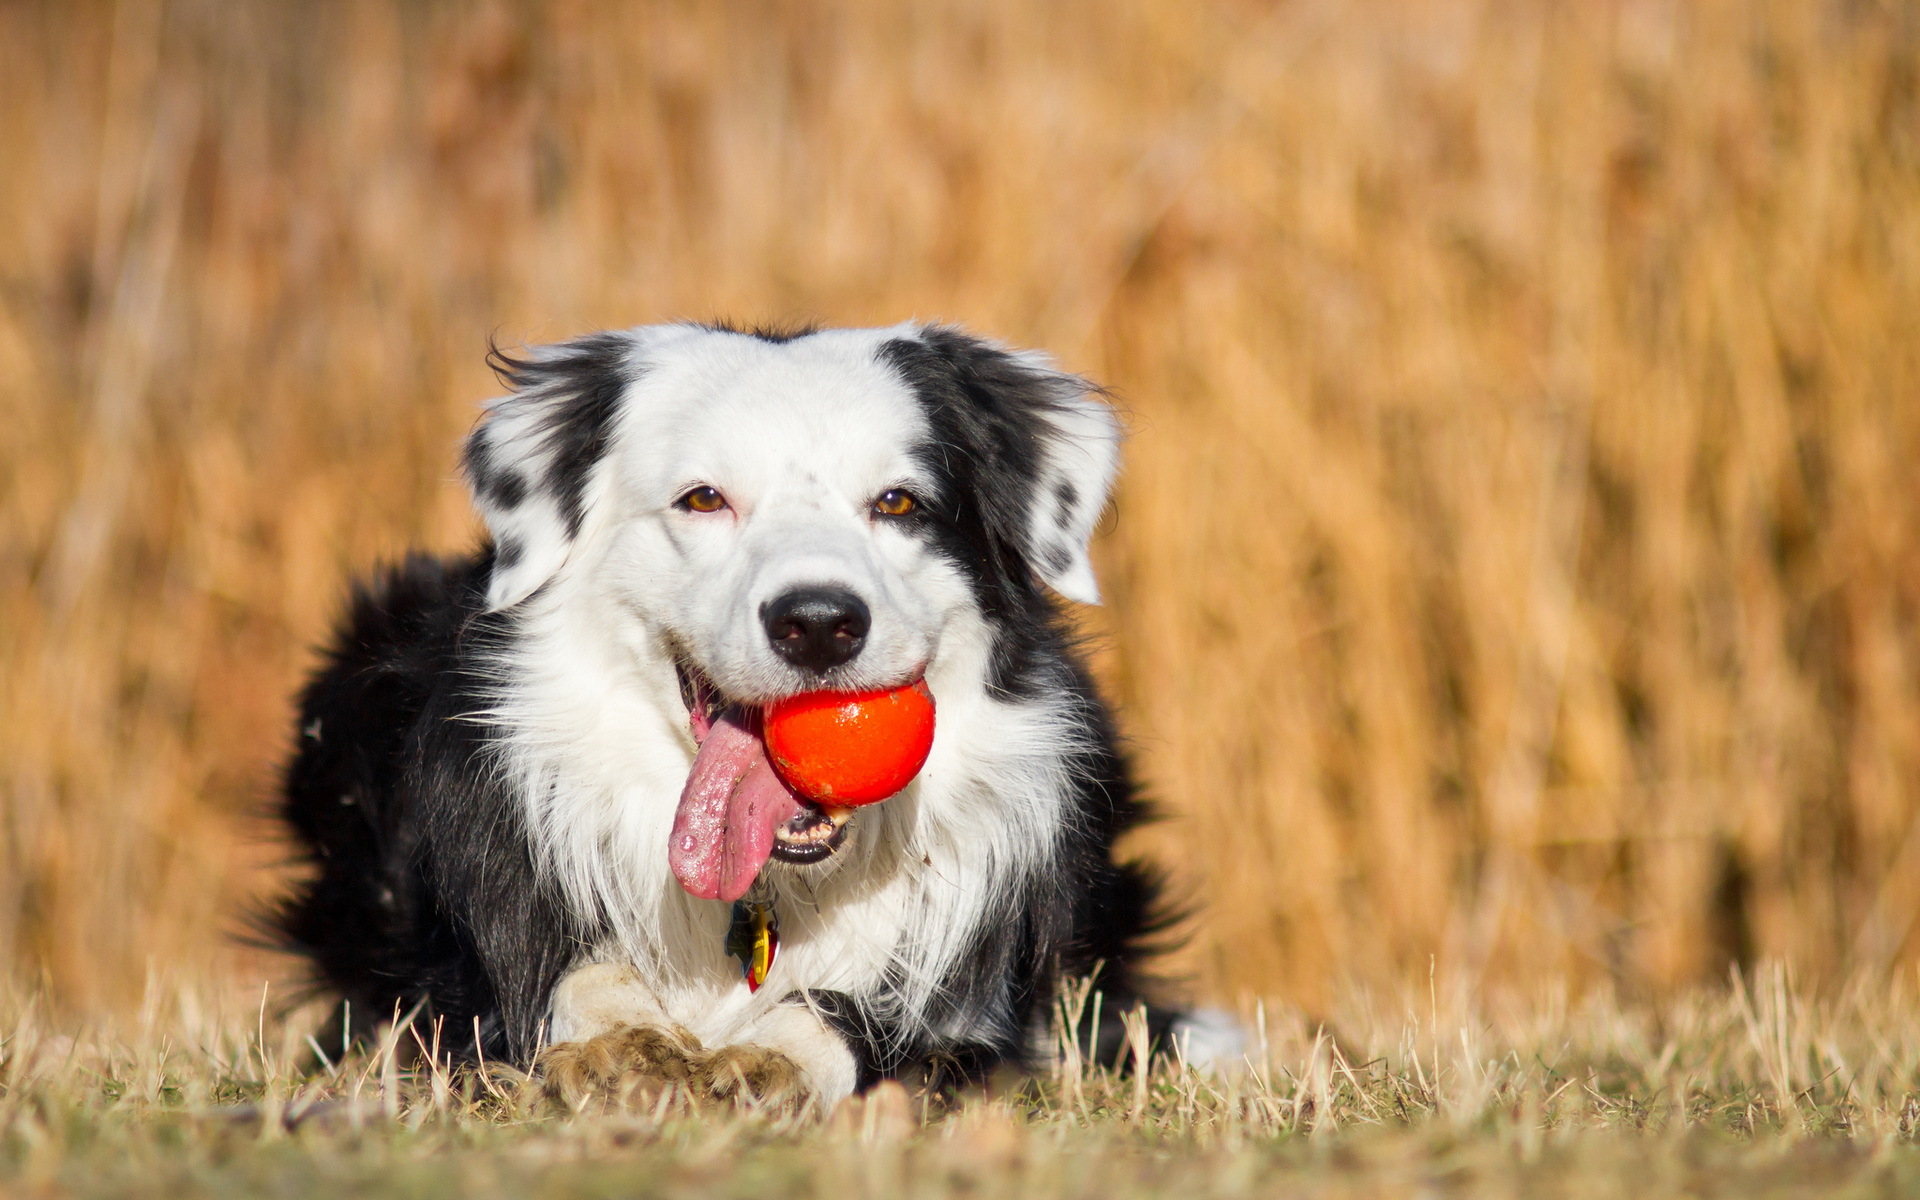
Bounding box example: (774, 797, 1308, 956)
(537, 1025, 807, 1111)
(694, 1042, 805, 1106)
(538, 1023, 703, 1110)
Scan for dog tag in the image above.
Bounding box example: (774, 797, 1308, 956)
(726, 900, 778, 992)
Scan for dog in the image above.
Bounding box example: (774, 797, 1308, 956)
(275, 321, 1226, 1107)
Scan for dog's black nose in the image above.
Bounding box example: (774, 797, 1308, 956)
(762, 587, 870, 672)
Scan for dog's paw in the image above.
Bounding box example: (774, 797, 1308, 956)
(538, 1023, 703, 1110)
(537, 1024, 807, 1111)
(693, 1042, 805, 1107)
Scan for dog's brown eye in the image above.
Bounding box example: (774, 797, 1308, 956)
(874, 489, 916, 517)
(679, 486, 727, 513)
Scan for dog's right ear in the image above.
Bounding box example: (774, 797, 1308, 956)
(464, 333, 637, 612)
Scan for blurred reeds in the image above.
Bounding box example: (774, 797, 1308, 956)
(2, 0, 1917, 1016)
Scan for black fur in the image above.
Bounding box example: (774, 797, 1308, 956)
(275, 325, 1176, 1086)
(275, 551, 587, 1061)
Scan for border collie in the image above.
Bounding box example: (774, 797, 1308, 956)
(276, 321, 1209, 1107)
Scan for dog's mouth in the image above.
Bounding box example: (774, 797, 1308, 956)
(770, 801, 851, 864)
(669, 663, 853, 901)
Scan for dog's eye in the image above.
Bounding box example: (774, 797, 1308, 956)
(678, 486, 728, 514)
(873, 489, 916, 517)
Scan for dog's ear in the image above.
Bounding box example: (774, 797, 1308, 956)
(1006, 350, 1120, 604)
(464, 333, 636, 612)
(883, 326, 1122, 605)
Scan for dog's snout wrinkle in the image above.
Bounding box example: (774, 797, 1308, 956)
(762, 587, 870, 672)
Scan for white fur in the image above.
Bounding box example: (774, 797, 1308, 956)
(469, 324, 1118, 1093)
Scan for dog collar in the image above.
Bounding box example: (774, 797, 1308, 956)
(725, 899, 778, 992)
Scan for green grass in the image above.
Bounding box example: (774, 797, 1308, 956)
(7, 970, 1920, 1198)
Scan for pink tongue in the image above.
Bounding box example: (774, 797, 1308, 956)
(669, 708, 804, 901)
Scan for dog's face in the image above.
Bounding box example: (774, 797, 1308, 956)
(467, 323, 1117, 694)
(583, 325, 966, 705)
(462, 322, 1120, 899)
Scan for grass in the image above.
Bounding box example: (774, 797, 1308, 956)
(7, 969, 1920, 1198)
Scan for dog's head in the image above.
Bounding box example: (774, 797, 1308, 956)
(463, 322, 1120, 899)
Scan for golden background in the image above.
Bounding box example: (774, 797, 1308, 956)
(3, 0, 1918, 1018)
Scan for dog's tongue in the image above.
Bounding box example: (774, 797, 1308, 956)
(670, 708, 804, 901)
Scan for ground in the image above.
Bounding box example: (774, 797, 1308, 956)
(4, 970, 1919, 1198)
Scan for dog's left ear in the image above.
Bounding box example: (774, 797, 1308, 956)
(884, 326, 1122, 605)
(1008, 350, 1121, 605)
(464, 333, 637, 612)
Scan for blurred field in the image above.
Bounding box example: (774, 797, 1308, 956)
(3, 0, 1919, 1019)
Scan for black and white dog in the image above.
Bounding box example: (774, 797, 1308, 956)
(276, 322, 1222, 1106)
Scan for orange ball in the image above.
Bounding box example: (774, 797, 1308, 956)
(765, 680, 936, 806)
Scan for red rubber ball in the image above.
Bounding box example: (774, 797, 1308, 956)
(765, 680, 936, 806)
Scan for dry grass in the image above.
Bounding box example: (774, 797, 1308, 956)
(6, 971, 1920, 1197)
(3, 0, 1920, 1024)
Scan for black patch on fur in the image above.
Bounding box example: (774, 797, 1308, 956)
(484, 334, 634, 538)
(495, 538, 522, 571)
(272, 551, 590, 1062)
(463, 431, 528, 511)
(492, 470, 528, 509)
(1054, 481, 1078, 528)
